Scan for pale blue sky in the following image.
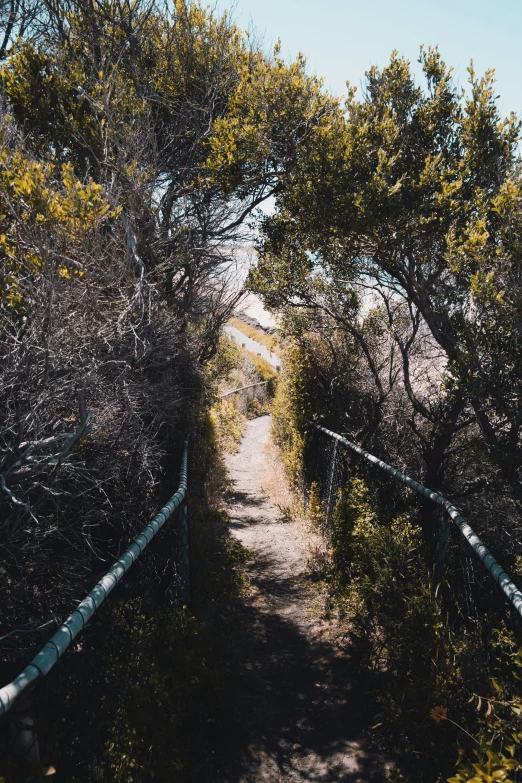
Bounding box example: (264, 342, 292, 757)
(214, 0, 522, 118)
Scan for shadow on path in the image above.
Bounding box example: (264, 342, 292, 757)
(204, 415, 389, 783)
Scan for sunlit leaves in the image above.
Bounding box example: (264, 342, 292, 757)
(250, 45, 522, 493)
(0, 117, 117, 311)
(207, 45, 336, 198)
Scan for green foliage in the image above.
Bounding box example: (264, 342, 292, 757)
(269, 346, 309, 485)
(0, 112, 118, 311)
(307, 481, 324, 529)
(207, 45, 335, 200)
(242, 348, 278, 381)
(327, 477, 450, 716)
(250, 46, 522, 497)
(449, 628, 522, 782)
(1, 2, 247, 177)
(210, 397, 245, 452)
(451, 750, 520, 783)
(246, 397, 265, 418)
(206, 334, 244, 389)
(17, 409, 253, 783)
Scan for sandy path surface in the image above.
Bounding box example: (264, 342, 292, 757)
(223, 415, 388, 783)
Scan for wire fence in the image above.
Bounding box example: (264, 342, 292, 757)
(0, 439, 191, 764)
(219, 379, 274, 419)
(6, 406, 519, 769)
(220, 380, 270, 398)
(306, 423, 522, 624)
(1, 379, 273, 767)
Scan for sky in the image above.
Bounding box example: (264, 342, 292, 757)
(214, 0, 522, 118)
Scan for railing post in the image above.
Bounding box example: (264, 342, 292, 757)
(325, 439, 339, 534)
(8, 688, 40, 767)
(433, 508, 451, 585)
(177, 501, 191, 604)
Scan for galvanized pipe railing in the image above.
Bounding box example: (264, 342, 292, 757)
(315, 424, 522, 621)
(0, 439, 189, 718)
(220, 380, 270, 398)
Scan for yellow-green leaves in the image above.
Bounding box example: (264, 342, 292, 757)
(207, 46, 336, 197)
(0, 119, 117, 311)
(450, 748, 522, 782)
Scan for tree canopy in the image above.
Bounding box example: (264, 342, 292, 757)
(250, 48, 522, 502)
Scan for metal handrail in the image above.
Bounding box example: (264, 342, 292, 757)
(220, 380, 270, 398)
(315, 424, 522, 621)
(0, 440, 189, 717)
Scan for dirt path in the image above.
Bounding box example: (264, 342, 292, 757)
(223, 415, 388, 783)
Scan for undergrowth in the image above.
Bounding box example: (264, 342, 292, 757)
(0, 408, 255, 783)
(208, 335, 278, 451)
(271, 344, 522, 783)
(0, 335, 263, 783)
(242, 348, 279, 382)
(210, 398, 245, 452)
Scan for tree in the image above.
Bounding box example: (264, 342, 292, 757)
(0, 0, 331, 672)
(250, 47, 522, 505)
(0, 0, 42, 60)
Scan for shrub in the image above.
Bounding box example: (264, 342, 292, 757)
(0, 408, 252, 783)
(209, 398, 245, 453)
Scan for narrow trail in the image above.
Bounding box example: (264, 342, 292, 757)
(223, 415, 388, 783)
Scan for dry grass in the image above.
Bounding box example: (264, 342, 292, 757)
(261, 426, 327, 559)
(229, 317, 280, 356)
(260, 425, 340, 630)
(242, 348, 279, 380)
